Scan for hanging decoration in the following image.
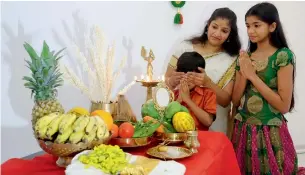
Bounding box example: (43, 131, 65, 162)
(171, 1, 186, 25)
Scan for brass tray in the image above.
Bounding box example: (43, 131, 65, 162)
(36, 132, 112, 167)
(109, 137, 152, 148)
(155, 132, 187, 144)
(146, 146, 193, 160)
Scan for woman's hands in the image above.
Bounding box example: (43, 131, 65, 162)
(167, 71, 185, 88)
(186, 67, 211, 87)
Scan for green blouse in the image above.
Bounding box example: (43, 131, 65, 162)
(235, 48, 295, 126)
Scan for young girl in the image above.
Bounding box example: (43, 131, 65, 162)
(232, 2, 304, 175)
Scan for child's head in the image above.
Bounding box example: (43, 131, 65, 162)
(245, 2, 289, 52)
(177, 52, 205, 73)
(176, 52, 205, 89)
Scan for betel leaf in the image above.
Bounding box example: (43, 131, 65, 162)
(161, 121, 177, 133)
(132, 120, 160, 138)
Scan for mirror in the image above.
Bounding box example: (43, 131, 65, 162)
(156, 88, 170, 108)
(153, 82, 174, 111)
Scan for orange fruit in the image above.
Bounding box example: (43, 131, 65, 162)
(111, 124, 119, 138)
(156, 125, 165, 133)
(143, 116, 164, 133)
(91, 110, 113, 130)
(143, 116, 156, 123)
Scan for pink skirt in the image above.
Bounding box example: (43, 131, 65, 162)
(232, 120, 305, 175)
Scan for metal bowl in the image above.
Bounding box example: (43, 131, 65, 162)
(109, 137, 152, 148)
(36, 132, 112, 167)
(147, 146, 193, 160)
(155, 132, 187, 144)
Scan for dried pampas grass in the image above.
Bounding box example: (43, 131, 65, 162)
(62, 25, 126, 103)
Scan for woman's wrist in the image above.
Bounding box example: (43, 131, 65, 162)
(203, 76, 213, 88)
(166, 77, 174, 89)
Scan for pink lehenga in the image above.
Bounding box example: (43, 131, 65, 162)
(232, 120, 305, 175)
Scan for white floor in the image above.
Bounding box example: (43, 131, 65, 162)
(299, 153, 305, 167)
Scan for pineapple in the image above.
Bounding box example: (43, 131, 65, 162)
(23, 41, 65, 128)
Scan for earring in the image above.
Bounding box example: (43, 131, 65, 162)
(227, 39, 230, 42)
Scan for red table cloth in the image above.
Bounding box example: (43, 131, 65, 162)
(1, 131, 240, 175)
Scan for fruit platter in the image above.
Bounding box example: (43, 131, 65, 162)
(34, 108, 113, 167)
(21, 36, 199, 174)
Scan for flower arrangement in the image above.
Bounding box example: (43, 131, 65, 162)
(62, 25, 127, 104)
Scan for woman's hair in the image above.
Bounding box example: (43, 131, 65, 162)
(188, 7, 241, 56)
(176, 52, 205, 73)
(246, 2, 295, 111)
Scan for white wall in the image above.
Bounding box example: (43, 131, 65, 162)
(1, 1, 305, 163)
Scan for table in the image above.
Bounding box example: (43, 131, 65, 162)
(1, 131, 240, 175)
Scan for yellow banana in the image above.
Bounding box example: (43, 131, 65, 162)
(55, 127, 73, 144)
(67, 107, 89, 116)
(94, 116, 106, 127)
(85, 117, 97, 134)
(82, 125, 98, 143)
(46, 114, 64, 139)
(69, 130, 85, 144)
(72, 115, 84, 128)
(37, 126, 49, 139)
(103, 126, 110, 139)
(59, 114, 77, 133)
(96, 126, 105, 140)
(94, 116, 108, 140)
(35, 113, 59, 133)
(73, 116, 90, 132)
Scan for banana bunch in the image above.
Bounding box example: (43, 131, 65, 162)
(35, 113, 110, 144)
(67, 107, 90, 117)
